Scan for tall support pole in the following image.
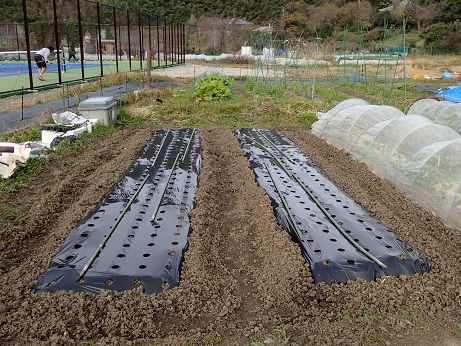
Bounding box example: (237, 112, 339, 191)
(52, 0, 62, 85)
(176, 23, 180, 63)
(127, 10, 132, 71)
(176, 23, 179, 63)
(148, 16, 152, 69)
(171, 22, 175, 63)
(21, 0, 34, 89)
(172, 22, 175, 63)
(169, 21, 173, 64)
(178, 23, 181, 64)
(156, 17, 160, 67)
(163, 20, 167, 66)
(383, 18, 388, 103)
(113, 6, 119, 73)
(166, 21, 169, 65)
(76, 0, 85, 80)
(118, 25, 121, 62)
(138, 13, 143, 70)
(178, 23, 183, 64)
(182, 23, 185, 63)
(96, 2, 103, 76)
(15, 23, 21, 60)
(403, 17, 407, 101)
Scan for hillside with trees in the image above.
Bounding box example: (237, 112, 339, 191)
(0, 0, 460, 52)
(92, 0, 461, 52)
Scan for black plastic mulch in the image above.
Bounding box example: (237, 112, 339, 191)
(36, 129, 201, 294)
(235, 128, 431, 284)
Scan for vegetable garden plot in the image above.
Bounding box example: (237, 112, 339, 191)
(236, 129, 430, 284)
(36, 129, 201, 294)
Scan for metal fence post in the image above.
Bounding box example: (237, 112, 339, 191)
(15, 23, 21, 60)
(168, 21, 173, 65)
(127, 10, 132, 71)
(170, 22, 174, 63)
(52, 0, 62, 85)
(177, 23, 180, 63)
(172, 22, 175, 64)
(163, 20, 167, 66)
(183, 24, 185, 64)
(113, 6, 119, 73)
(21, 0, 34, 90)
(156, 17, 160, 67)
(76, 0, 85, 80)
(171, 22, 177, 64)
(178, 24, 183, 64)
(96, 2, 103, 77)
(148, 16, 152, 67)
(138, 13, 143, 70)
(178, 23, 181, 63)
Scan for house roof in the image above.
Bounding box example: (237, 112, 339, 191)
(228, 18, 253, 25)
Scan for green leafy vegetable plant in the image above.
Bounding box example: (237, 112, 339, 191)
(193, 71, 233, 101)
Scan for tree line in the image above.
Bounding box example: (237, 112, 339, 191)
(0, 0, 460, 52)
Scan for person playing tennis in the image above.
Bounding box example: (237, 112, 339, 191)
(34, 46, 54, 81)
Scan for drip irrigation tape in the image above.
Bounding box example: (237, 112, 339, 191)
(246, 132, 386, 269)
(79, 173, 150, 279)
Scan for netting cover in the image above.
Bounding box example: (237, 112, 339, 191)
(395, 139, 461, 230)
(327, 98, 370, 116)
(408, 99, 461, 134)
(407, 99, 443, 115)
(432, 104, 461, 134)
(351, 116, 459, 179)
(312, 98, 369, 136)
(313, 100, 461, 231)
(320, 105, 403, 151)
(388, 124, 460, 180)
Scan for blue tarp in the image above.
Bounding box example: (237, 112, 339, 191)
(436, 86, 461, 103)
(442, 70, 456, 79)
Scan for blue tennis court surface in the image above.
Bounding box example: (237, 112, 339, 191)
(0, 62, 113, 77)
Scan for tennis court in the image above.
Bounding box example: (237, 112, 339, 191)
(0, 60, 141, 94)
(0, 0, 185, 97)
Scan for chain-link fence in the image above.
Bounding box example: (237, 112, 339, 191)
(0, 0, 185, 96)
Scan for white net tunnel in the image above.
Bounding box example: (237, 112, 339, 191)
(312, 99, 461, 231)
(401, 139, 461, 230)
(407, 99, 439, 115)
(327, 98, 370, 117)
(408, 99, 461, 134)
(321, 105, 404, 151)
(312, 98, 370, 136)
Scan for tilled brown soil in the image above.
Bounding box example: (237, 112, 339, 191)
(1, 128, 461, 345)
(0, 128, 310, 345)
(284, 129, 461, 345)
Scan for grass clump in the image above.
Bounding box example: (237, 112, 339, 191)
(193, 72, 233, 101)
(0, 157, 47, 194)
(249, 329, 290, 346)
(245, 77, 283, 97)
(1, 126, 42, 143)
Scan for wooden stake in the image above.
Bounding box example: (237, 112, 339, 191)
(146, 50, 152, 88)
